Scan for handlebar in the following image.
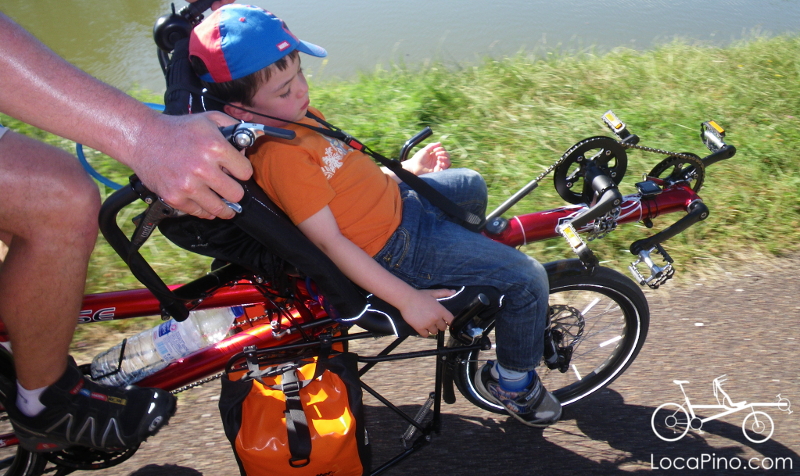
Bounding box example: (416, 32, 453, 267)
(99, 178, 192, 321)
(97, 123, 296, 321)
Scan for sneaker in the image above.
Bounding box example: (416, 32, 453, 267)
(475, 361, 561, 427)
(6, 358, 176, 453)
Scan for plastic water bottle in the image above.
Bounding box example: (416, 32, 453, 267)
(91, 306, 244, 386)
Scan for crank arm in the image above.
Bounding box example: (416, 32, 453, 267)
(568, 184, 623, 230)
(629, 200, 709, 255)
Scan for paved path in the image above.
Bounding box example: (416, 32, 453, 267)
(69, 258, 800, 476)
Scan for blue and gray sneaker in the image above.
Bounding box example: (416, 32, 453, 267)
(475, 361, 561, 427)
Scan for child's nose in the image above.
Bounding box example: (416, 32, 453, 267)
(297, 76, 309, 97)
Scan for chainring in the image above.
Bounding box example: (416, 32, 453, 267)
(554, 136, 628, 204)
(648, 153, 706, 192)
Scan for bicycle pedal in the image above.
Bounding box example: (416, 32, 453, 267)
(628, 246, 674, 289)
(401, 392, 435, 447)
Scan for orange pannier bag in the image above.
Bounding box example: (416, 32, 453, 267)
(219, 350, 371, 476)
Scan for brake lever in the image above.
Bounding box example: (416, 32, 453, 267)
(130, 184, 185, 250)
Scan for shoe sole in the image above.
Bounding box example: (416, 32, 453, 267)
(499, 398, 562, 428)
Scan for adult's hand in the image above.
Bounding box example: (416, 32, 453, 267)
(130, 111, 252, 220)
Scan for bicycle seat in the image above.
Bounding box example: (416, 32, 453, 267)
(159, 179, 503, 337)
(673, 380, 690, 385)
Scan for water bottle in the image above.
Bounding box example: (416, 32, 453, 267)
(91, 305, 244, 387)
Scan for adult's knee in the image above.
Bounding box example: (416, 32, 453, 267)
(50, 166, 101, 237)
(26, 144, 100, 238)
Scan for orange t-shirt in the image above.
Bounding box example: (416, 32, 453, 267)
(248, 109, 402, 257)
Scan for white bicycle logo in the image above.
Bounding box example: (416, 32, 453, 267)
(651, 375, 792, 444)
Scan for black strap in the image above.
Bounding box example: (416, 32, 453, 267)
(302, 112, 485, 232)
(282, 366, 312, 468)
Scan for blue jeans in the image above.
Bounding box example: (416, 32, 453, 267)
(373, 169, 549, 372)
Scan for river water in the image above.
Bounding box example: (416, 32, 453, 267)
(3, 0, 800, 93)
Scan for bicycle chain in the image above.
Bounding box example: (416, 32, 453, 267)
(535, 136, 702, 196)
(170, 371, 225, 394)
(616, 141, 699, 161)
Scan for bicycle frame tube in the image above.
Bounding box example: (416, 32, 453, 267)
(80, 281, 331, 391)
(78, 282, 269, 324)
(486, 184, 700, 248)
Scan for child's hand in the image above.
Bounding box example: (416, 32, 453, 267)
(399, 288, 456, 337)
(404, 142, 451, 176)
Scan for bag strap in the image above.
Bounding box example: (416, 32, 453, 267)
(240, 336, 337, 468)
(281, 366, 313, 468)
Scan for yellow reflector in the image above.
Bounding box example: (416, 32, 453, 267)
(708, 120, 725, 135)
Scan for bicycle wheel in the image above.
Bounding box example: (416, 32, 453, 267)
(0, 350, 46, 476)
(742, 411, 774, 444)
(651, 403, 690, 442)
(453, 265, 649, 412)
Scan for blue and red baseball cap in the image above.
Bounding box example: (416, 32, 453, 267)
(189, 4, 327, 83)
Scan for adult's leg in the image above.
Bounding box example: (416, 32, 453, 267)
(0, 130, 100, 390)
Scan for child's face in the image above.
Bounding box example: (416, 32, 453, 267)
(247, 55, 309, 127)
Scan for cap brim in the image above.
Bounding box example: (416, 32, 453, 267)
(296, 40, 327, 58)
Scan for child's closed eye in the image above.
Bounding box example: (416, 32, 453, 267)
(279, 68, 304, 99)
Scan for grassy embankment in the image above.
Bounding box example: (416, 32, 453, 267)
(2, 35, 799, 304)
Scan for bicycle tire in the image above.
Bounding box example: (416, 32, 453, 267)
(453, 266, 649, 412)
(0, 350, 47, 476)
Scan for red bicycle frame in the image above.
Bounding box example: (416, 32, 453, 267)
(59, 179, 699, 391)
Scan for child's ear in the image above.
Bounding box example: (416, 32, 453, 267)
(224, 103, 253, 122)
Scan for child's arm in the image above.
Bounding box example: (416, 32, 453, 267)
(298, 205, 455, 336)
(383, 142, 451, 182)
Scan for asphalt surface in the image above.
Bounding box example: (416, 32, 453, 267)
(63, 258, 800, 476)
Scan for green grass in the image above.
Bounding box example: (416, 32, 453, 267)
(3, 35, 799, 296)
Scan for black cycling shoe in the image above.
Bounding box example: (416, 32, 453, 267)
(7, 359, 176, 453)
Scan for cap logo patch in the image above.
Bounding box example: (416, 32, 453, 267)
(277, 40, 291, 51)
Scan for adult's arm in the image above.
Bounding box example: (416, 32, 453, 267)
(0, 12, 250, 219)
